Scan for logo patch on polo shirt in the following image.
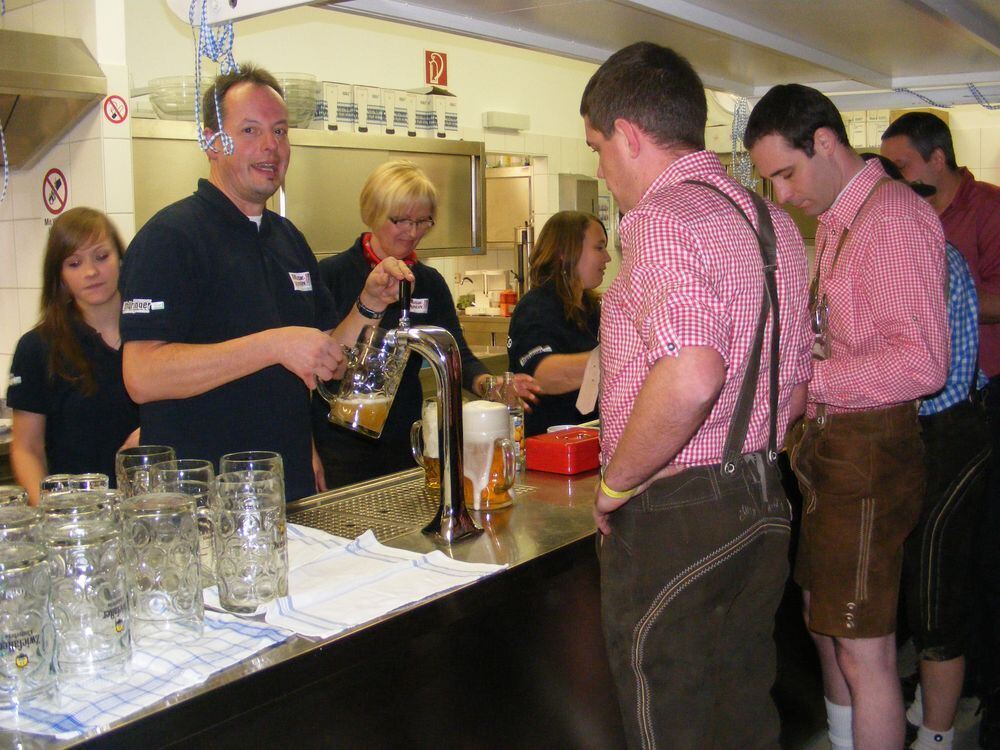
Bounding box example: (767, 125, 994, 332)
(410, 298, 429, 314)
(289, 272, 313, 291)
(519, 345, 552, 366)
(122, 299, 165, 314)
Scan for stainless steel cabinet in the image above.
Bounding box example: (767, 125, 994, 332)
(132, 119, 486, 258)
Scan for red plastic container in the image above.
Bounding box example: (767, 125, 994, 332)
(525, 428, 600, 475)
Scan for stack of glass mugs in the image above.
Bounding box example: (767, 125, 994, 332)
(0, 446, 289, 709)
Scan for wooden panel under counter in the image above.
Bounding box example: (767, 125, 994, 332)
(458, 313, 510, 348)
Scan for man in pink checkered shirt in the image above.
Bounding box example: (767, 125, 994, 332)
(581, 43, 812, 749)
(746, 84, 949, 750)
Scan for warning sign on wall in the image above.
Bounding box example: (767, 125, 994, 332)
(42, 168, 68, 215)
(425, 50, 447, 87)
(103, 95, 129, 124)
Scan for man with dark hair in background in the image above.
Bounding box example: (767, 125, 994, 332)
(581, 42, 813, 749)
(882, 110, 1000, 750)
(746, 84, 949, 750)
(119, 63, 412, 501)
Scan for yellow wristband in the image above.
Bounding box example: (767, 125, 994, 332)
(600, 477, 635, 500)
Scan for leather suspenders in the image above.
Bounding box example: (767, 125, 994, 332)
(684, 181, 781, 473)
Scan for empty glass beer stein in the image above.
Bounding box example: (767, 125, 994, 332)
(153, 460, 217, 588)
(115, 445, 176, 498)
(68, 473, 109, 492)
(39, 474, 75, 500)
(43, 515, 131, 676)
(214, 470, 288, 613)
(122, 493, 203, 645)
(0, 505, 42, 542)
(315, 325, 409, 439)
(0, 485, 28, 507)
(0, 543, 56, 707)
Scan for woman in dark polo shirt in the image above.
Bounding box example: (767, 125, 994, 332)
(313, 160, 539, 488)
(507, 211, 609, 436)
(7, 208, 139, 504)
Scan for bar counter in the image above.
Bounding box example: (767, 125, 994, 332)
(6, 468, 627, 749)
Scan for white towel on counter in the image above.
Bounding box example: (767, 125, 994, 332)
(203, 525, 507, 637)
(0, 612, 291, 740)
(2, 524, 504, 740)
(265, 528, 507, 638)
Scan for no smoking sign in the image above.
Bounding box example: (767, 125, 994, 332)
(103, 95, 128, 124)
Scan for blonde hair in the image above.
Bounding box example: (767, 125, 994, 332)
(360, 160, 438, 229)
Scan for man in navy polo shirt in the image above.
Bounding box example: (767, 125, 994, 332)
(119, 64, 412, 501)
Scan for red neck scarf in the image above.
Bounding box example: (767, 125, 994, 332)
(361, 232, 417, 269)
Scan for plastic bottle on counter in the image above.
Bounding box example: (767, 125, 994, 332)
(499, 372, 526, 473)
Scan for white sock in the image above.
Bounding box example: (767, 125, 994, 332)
(825, 697, 854, 750)
(912, 725, 954, 750)
(907, 683, 924, 726)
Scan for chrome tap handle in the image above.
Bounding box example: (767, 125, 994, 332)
(399, 279, 412, 330)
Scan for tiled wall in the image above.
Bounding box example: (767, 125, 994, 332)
(949, 108, 1000, 184)
(1, 0, 134, 397)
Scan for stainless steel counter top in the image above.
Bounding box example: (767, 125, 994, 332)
(19, 467, 600, 749)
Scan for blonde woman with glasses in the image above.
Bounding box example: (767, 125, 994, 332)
(312, 160, 537, 487)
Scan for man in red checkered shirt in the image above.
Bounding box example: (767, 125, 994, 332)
(746, 84, 950, 750)
(581, 43, 813, 749)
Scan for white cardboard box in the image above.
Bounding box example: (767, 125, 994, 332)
(353, 85, 387, 135)
(324, 82, 356, 132)
(309, 82, 328, 130)
(410, 86, 459, 139)
(385, 89, 417, 137)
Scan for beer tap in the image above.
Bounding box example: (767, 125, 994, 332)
(386, 279, 481, 544)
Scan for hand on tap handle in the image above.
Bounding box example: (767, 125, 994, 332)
(360, 257, 416, 314)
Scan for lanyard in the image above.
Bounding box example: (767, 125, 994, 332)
(361, 232, 417, 269)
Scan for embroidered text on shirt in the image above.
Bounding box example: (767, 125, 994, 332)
(122, 299, 165, 314)
(289, 272, 313, 292)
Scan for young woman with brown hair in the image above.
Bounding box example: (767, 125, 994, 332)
(7, 207, 139, 504)
(507, 210, 610, 435)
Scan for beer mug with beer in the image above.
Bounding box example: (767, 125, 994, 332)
(462, 400, 517, 511)
(316, 325, 409, 439)
(410, 398, 440, 490)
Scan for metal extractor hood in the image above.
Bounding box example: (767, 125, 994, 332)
(0, 30, 107, 171)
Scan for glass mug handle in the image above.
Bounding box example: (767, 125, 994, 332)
(495, 437, 517, 493)
(410, 420, 427, 469)
(315, 344, 354, 404)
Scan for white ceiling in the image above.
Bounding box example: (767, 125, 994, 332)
(323, 0, 1000, 108)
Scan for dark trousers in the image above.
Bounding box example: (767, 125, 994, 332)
(980, 377, 1000, 691)
(903, 400, 991, 661)
(599, 452, 791, 750)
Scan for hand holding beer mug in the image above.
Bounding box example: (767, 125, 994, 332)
(463, 401, 517, 511)
(411, 398, 440, 490)
(316, 325, 409, 439)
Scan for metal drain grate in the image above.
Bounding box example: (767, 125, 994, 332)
(332, 477, 439, 525)
(289, 507, 416, 542)
(289, 478, 538, 543)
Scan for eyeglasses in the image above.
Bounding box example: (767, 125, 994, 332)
(388, 217, 435, 231)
